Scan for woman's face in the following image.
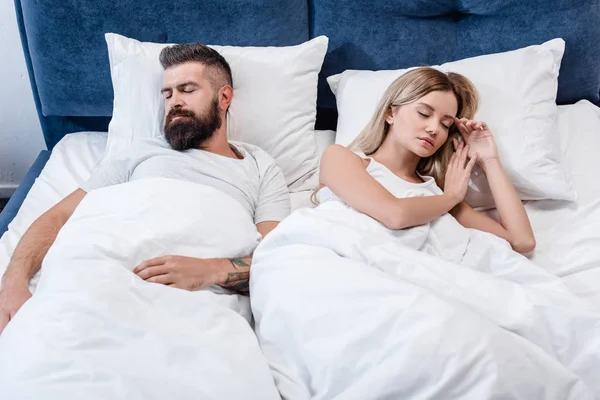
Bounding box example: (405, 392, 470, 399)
(386, 90, 458, 158)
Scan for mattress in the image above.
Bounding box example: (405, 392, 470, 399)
(0, 103, 599, 300)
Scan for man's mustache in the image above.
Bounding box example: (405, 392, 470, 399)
(165, 108, 197, 124)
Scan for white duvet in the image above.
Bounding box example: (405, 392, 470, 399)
(250, 200, 600, 400)
(0, 178, 280, 400)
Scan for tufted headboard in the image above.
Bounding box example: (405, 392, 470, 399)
(311, 0, 600, 110)
(15, 0, 600, 149)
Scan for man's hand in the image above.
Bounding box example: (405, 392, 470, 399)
(0, 275, 32, 334)
(133, 255, 227, 291)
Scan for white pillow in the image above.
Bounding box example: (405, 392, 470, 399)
(105, 33, 329, 191)
(327, 38, 576, 209)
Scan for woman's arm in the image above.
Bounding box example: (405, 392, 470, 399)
(452, 159, 535, 254)
(452, 118, 536, 253)
(319, 144, 471, 230)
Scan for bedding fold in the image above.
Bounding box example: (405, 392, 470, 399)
(250, 201, 600, 399)
(0, 178, 280, 400)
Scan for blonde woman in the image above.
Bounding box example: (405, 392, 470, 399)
(317, 67, 536, 254)
(248, 67, 600, 400)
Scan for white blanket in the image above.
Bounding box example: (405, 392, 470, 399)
(250, 201, 600, 400)
(0, 178, 280, 400)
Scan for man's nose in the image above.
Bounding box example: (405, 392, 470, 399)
(168, 91, 184, 109)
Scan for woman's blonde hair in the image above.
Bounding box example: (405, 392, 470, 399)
(350, 67, 478, 189)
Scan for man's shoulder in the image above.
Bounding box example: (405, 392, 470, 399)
(230, 141, 277, 166)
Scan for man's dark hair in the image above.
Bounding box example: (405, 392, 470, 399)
(159, 43, 233, 90)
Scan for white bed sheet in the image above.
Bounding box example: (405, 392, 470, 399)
(0, 132, 108, 290)
(524, 101, 600, 305)
(0, 105, 598, 299)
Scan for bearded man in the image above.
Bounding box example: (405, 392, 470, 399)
(0, 43, 291, 334)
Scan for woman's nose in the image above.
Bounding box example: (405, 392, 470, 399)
(426, 123, 438, 135)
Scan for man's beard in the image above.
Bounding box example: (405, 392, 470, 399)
(163, 99, 222, 151)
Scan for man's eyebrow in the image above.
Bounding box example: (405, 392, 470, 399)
(160, 81, 199, 94)
(416, 102, 454, 120)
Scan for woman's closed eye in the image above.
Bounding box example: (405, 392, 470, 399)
(419, 111, 449, 129)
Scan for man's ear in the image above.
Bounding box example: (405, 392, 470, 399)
(219, 85, 234, 112)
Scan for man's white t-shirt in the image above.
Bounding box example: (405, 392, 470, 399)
(81, 138, 291, 224)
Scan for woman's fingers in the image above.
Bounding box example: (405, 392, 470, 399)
(465, 153, 478, 175)
(453, 141, 464, 168)
(456, 118, 489, 134)
(460, 143, 470, 167)
(455, 119, 468, 135)
(448, 152, 456, 173)
(466, 120, 477, 132)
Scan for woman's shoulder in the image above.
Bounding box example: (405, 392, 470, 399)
(322, 144, 370, 169)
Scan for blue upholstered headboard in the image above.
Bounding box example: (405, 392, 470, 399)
(15, 0, 600, 150)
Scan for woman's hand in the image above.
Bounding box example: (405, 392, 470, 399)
(444, 140, 478, 205)
(454, 117, 498, 165)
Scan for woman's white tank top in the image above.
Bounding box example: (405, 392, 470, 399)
(318, 157, 470, 263)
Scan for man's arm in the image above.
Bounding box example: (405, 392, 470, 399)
(135, 152, 288, 295)
(217, 221, 279, 294)
(211, 155, 287, 294)
(0, 189, 86, 333)
(134, 221, 281, 295)
(218, 256, 252, 295)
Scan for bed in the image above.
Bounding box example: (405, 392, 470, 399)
(1, 0, 600, 398)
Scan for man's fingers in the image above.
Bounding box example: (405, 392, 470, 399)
(146, 274, 173, 285)
(133, 256, 170, 273)
(136, 265, 169, 280)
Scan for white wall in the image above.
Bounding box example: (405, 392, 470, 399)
(0, 0, 45, 198)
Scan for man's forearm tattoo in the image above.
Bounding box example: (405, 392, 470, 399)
(225, 258, 250, 295)
(230, 258, 250, 270)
